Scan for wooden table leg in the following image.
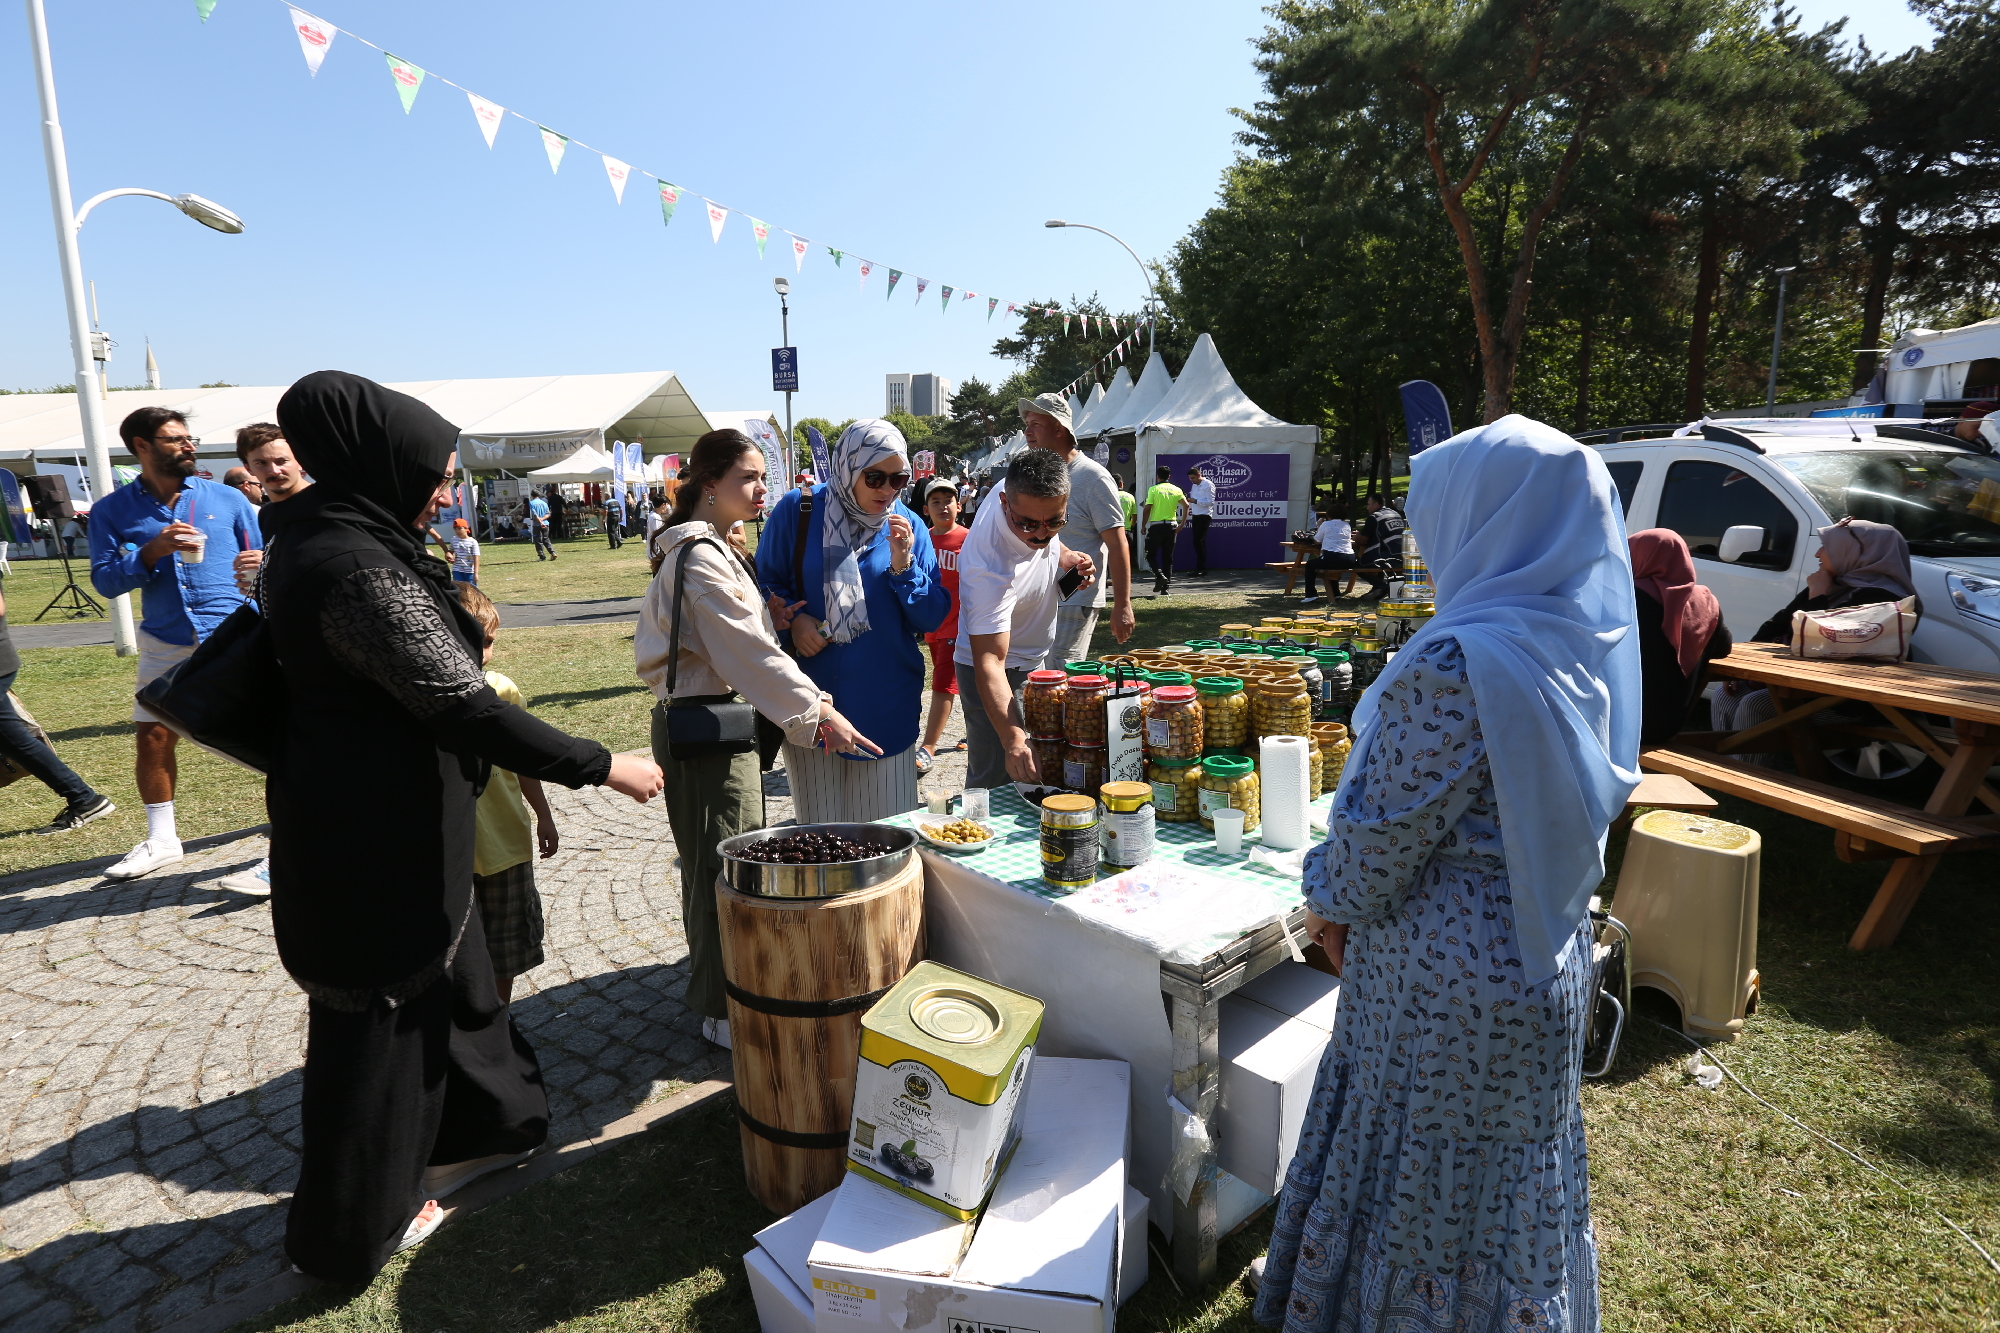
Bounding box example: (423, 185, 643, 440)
(1849, 726, 2000, 950)
(1168, 990, 1221, 1290)
(1769, 686, 1830, 780)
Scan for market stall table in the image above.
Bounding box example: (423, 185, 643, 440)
(1640, 642, 2000, 950)
(881, 784, 1337, 1289)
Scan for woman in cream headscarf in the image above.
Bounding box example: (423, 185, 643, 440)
(1250, 416, 1639, 1333)
(756, 420, 948, 821)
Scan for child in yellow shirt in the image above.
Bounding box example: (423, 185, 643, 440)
(458, 586, 558, 1005)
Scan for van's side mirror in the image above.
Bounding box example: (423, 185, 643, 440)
(1717, 526, 1765, 563)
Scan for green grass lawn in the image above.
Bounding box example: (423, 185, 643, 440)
(4, 568, 1993, 1330)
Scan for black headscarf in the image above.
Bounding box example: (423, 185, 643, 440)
(275, 370, 483, 649)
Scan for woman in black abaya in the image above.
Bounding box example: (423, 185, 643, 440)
(265, 372, 662, 1281)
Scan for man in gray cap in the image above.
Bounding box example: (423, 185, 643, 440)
(1018, 391, 1132, 661)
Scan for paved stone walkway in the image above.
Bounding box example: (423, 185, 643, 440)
(0, 754, 857, 1333)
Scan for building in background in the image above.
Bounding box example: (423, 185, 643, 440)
(884, 373, 953, 418)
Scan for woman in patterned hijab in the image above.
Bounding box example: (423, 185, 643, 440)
(821, 420, 912, 643)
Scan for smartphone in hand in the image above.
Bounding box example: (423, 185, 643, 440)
(1057, 566, 1086, 599)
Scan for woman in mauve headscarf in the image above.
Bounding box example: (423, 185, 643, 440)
(266, 371, 663, 1282)
(755, 419, 947, 822)
(1250, 416, 1640, 1333)
(1628, 528, 1732, 745)
(1713, 518, 1920, 736)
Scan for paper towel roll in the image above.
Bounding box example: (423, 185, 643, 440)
(1260, 734, 1312, 851)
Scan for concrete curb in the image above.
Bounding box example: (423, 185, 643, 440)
(156, 1070, 736, 1333)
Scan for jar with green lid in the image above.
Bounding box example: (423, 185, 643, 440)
(1143, 685, 1203, 759)
(1193, 676, 1249, 750)
(1197, 755, 1261, 831)
(1148, 756, 1202, 822)
(1252, 675, 1314, 740)
(1148, 669, 1193, 687)
(1022, 669, 1069, 736)
(1279, 655, 1323, 706)
(1066, 660, 1104, 677)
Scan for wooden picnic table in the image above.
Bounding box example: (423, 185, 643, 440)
(1639, 643, 2000, 950)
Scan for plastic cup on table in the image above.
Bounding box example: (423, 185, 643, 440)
(1212, 808, 1246, 856)
(962, 788, 990, 820)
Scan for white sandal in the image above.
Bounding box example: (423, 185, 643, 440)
(395, 1199, 446, 1253)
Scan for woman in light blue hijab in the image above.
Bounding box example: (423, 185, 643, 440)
(1252, 416, 1639, 1333)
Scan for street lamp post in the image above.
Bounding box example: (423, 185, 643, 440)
(26, 0, 244, 657)
(1045, 220, 1158, 356)
(773, 276, 794, 480)
(1765, 266, 1797, 413)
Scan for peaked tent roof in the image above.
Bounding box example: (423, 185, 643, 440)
(1091, 352, 1174, 439)
(524, 444, 616, 483)
(0, 372, 718, 464)
(1076, 382, 1108, 434)
(1139, 334, 1312, 438)
(1076, 369, 1133, 439)
(1066, 393, 1086, 427)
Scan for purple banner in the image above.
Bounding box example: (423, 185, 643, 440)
(1153, 452, 1290, 570)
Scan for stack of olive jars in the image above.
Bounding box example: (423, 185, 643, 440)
(1022, 669, 1070, 788)
(1061, 673, 1111, 793)
(1143, 684, 1203, 823)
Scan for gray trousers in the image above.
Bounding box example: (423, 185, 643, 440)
(1041, 606, 1100, 670)
(955, 659, 1030, 791)
(652, 702, 761, 1020)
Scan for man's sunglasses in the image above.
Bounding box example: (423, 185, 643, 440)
(1007, 510, 1067, 535)
(150, 434, 200, 447)
(862, 469, 912, 491)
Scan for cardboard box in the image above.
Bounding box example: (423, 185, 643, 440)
(1234, 961, 1341, 1031)
(1217, 993, 1332, 1197)
(810, 1057, 1129, 1333)
(747, 1245, 817, 1333)
(1119, 1186, 1149, 1307)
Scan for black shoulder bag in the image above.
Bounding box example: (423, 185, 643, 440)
(134, 601, 283, 774)
(664, 535, 787, 769)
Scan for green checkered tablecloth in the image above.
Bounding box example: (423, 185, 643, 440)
(883, 784, 1337, 906)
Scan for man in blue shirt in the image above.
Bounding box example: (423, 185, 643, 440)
(525, 490, 555, 560)
(89, 406, 259, 880)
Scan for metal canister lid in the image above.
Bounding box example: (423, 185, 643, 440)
(1042, 793, 1097, 815)
(909, 987, 1004, 1044)
(1100, 781, 1152, 811)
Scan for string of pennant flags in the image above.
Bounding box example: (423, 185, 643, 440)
(194, 0, 1159, 340)
(1061, 326, 1151, 400)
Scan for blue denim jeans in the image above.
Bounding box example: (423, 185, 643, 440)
(0, 672, 94, 805)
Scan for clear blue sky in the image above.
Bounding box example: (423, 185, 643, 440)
(1, 0, 1273, 425)
(2, 1, 1943, 427)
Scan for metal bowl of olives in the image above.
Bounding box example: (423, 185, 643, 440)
(718, 823, 918, 898)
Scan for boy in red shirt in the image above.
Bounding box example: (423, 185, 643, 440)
(916, 478, 968, 773)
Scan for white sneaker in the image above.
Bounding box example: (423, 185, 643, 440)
(1299, 595, 1322, 605)
(1243, 1255, 1266, 1295)
(105, 838, 185, 881)
(218, 859, 271, 895)
(702, 1016, 733, 1050)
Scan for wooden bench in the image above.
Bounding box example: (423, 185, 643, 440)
(1638, 743, 2000, 862)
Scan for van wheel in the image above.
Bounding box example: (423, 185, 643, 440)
(1821, 741, 1931, 782)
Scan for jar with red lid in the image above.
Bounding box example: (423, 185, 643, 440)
(1023, 669, 1069, 736)
(1144, 685, 1204, 760)
(1063, 674, 1111, 747)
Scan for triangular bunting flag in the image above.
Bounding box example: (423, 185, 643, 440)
(963, 290, 977, 302)
(1063, 315, 1072, 337)
(887, 269, 902, 299)
(705, 200, 728, 243)
(539, 127, 567, 173)
(827, 248, 844, 266)
(789, 235, 809, 271)
(988, 298, 999, 320)
(859, 260, 874, 292)
(1006, 303, 1016, 317)
(196, 0, 217, 20)
(658, 182, 682, 226)
(289, 8, 335, 74)
(914, 278, 929, 303)
(385, 53, 426, 113)
(603, 156, 630, 204)
(940, 286, 953, 310)
(467, 93, 503, 147)
(751, 218, 770, 257)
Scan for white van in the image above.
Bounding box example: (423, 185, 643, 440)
(1587, 418, 2000, 673)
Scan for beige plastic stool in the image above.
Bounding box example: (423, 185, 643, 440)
(1613, 810, 1761, 1042)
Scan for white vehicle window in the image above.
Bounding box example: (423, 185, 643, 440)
(1656, 460, 1798, 569)
(1778, 449, 2000, 559)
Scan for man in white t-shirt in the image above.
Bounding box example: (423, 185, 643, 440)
(1019, 391, 1131, 665)
(1300, 507, 1357, 605)
(1186, 465, 1217, 577)
(954, 448, 1097, 789)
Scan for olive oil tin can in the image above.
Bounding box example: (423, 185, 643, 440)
(847, 961, 1045, 1220)
(1040, 794, 1101, 890)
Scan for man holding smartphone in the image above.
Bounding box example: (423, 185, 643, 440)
(1017, 393, 1131, 666)
(955, 449, 1096, 789)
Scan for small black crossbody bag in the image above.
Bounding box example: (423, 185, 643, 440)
(663, 535, 785, 769)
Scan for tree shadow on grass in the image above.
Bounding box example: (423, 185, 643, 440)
(235, 1099, 768, 1333)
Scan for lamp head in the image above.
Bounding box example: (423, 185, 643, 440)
(1044, 219, 1067, 228)
(773, 277, 791, 297)
(173, 193, 244, 234)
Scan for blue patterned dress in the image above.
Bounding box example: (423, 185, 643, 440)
(1253, 638, 1599, 1333)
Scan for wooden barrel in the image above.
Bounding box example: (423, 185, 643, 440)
(716, 857, 926, 1213)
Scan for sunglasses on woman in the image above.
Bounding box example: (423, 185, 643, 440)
(862, 469, 912, 491)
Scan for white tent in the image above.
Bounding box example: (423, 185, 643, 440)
(0, 372, 721, 485)
(1074, 382, 1108, 436)
(1086, 352, 1174, 441)
(1066, 393, 1086, 428)
(1882, 315, 2000, 411)
(524, 443, 615, 484)
(1133, 334, 1320, 561)
(1075, 368, 1132, 440)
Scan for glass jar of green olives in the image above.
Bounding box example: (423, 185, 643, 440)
(1252, 676, 1314, 740)
(1194, 676, 1249, 750)
(1147, 756, 1202, 822)
(1197, 755, 1260, 832)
